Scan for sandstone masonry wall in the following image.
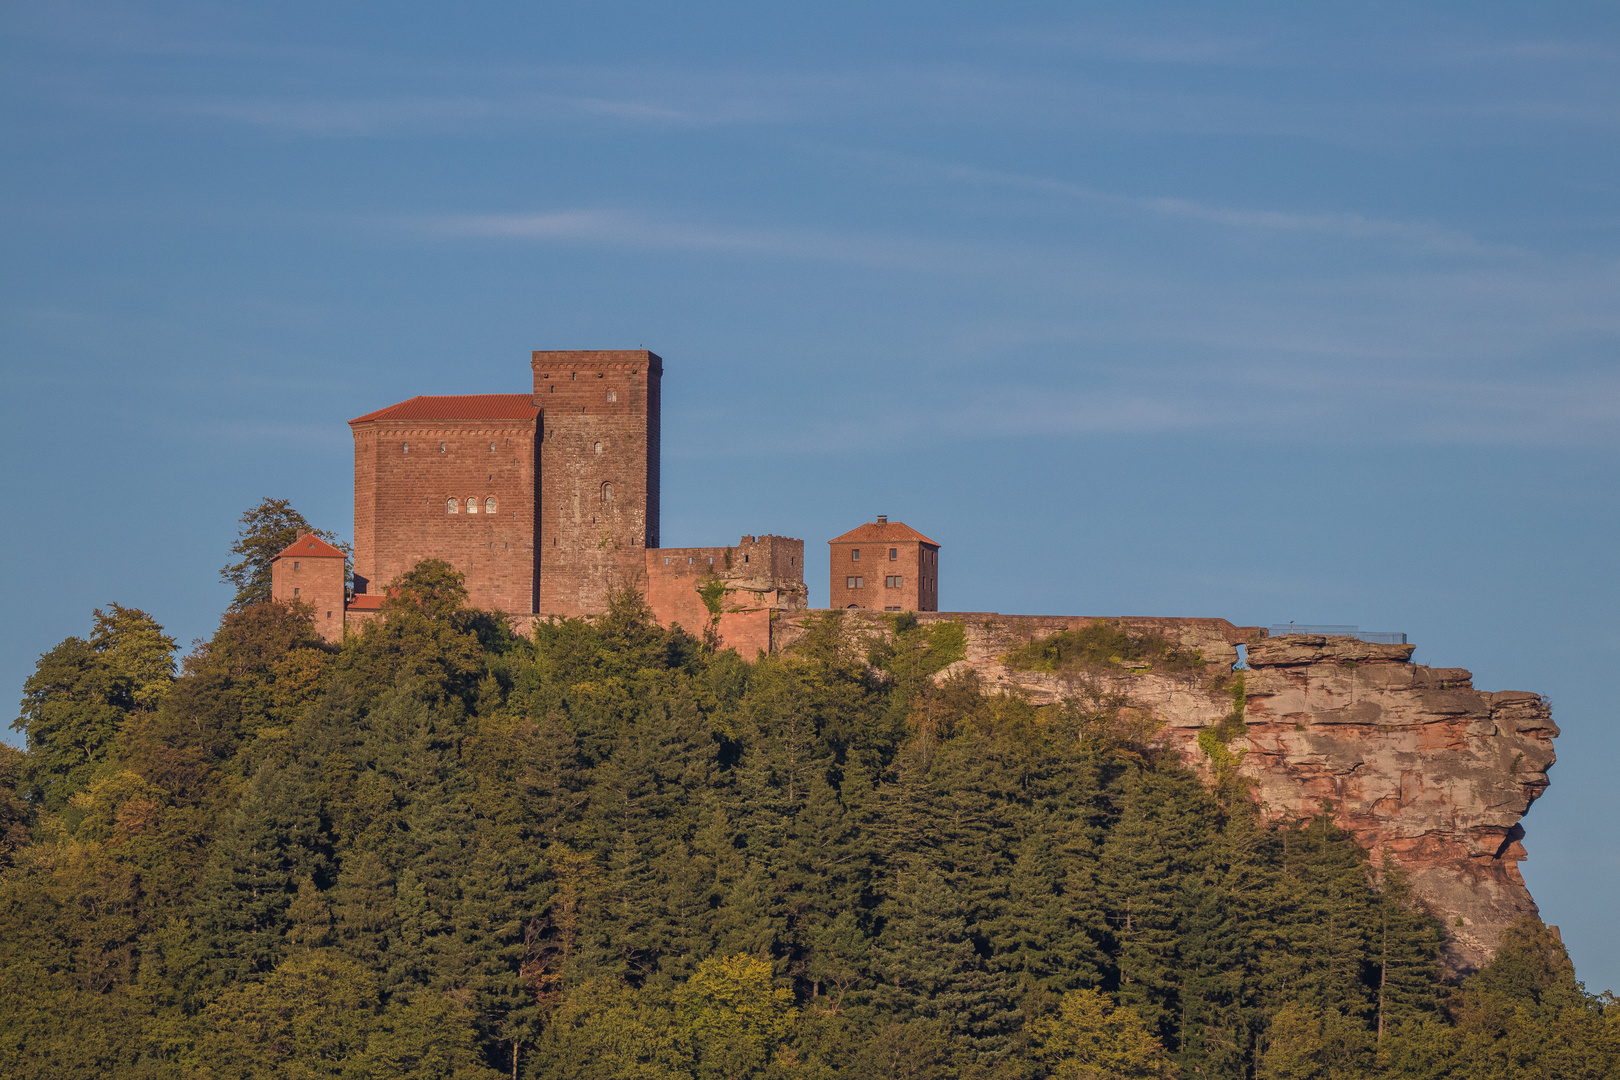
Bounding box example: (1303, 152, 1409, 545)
(351, 418, 540, 613)
(534, 350, 660, 617)
(645, 534, 807, 656)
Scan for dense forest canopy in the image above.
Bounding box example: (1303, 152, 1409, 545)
(3, 519, 1617, 1077)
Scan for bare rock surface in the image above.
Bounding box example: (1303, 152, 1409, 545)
(1235, 636, 1555, 975)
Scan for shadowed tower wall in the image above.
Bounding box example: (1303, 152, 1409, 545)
(533, 349, 661, 616)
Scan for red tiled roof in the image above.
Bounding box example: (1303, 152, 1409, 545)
(346, 594, 385, 611)
(828, 521, 941, 547)
(349, 394, 540, 424)
(274, 534, 347, 560)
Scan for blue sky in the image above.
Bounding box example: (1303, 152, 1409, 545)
(3, 1, 1618, 989)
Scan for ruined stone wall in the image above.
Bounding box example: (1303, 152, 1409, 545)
(644, 534, 807, 654)
(350, 417, 539, 613)
(534, 350, 659, 617)
(771, 610, 1554, 975)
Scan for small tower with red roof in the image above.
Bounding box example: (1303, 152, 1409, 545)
(271, 534, 348, 643)
(828, 516, 940, 612)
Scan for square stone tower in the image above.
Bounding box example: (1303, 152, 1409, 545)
(533, 349, 662, 616)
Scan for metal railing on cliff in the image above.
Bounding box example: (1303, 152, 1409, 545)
(1267, 624, 1408, 645)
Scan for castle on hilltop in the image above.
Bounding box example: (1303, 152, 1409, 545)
(270, 348, 913, 653)
(262, 346, 1555, 974)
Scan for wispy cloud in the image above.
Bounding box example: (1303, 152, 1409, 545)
(414, 208, 1005, 272)
(991, 26, 1273, 66)
(871, 153, 1507, 256)
(670, 361, 1620, 459)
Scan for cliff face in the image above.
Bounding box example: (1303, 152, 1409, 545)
(817, 612, 1557, 977)
(1237, 636, 1556, 974)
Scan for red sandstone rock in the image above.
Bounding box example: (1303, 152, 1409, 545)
(776, 611, 1556, 976)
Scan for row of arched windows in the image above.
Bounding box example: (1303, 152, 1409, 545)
(448, 497, 498, 515)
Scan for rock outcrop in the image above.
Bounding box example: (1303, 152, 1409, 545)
(778, 611, 1559, 976)
(1236, 634, 1556, 975)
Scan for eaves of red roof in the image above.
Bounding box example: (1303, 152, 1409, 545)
(274, 534, 347, 560)
(349, 394, 540, 424)
(346, 594, 385, 611)
(828, 521, 941, 547)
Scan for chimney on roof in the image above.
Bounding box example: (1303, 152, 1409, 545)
(877, 515, 887, 524)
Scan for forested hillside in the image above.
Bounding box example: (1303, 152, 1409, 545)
(3, 558, 1616, 1078)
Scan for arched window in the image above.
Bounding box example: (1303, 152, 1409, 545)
(447, 498, 458, 514)
(467, 496, 479, 514)
(485, 496, 497, 514)
(593, 441, 602, 454)
(601, 482, 613, 503)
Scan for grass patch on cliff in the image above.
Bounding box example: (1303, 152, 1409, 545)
(1001, 620, 1206, 675)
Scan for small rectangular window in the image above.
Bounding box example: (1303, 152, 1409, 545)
(847, 576, 856, 589)
(889, 548, 897, 560)
(855, 577, 863, 588)
(293, 587, 300, 597)
(852, 549, 860, 561)
(293, 561, 299, 570)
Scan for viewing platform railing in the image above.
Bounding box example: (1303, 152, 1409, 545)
(1267, 624, 1407, 645)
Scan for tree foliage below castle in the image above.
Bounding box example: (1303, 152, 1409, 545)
(219, 497, 351, 610)
(5, 574, 1617, 1078)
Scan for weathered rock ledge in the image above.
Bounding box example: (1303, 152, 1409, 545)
(776, 611, 1557, 976)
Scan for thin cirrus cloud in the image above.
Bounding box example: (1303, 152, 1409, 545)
(158, 90, 756, 136)
(414, 208, 1006, 273)
(667, 364, 1620, 459)
(868, 153, 1507, 256)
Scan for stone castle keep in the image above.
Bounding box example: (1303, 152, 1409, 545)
(266, 346, 1558, 975)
